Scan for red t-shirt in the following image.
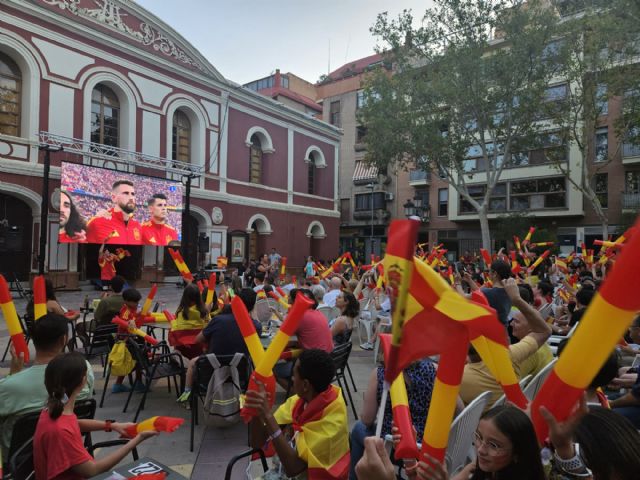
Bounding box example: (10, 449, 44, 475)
(141, 221, 179, 246)
(34, 409, 93, 480)
(98, 253, 117, 281)
(295, 310, 334, 353)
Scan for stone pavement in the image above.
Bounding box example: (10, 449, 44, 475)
(0, 282, 375, 479)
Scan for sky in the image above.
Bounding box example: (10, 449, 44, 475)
(135, 0, 433, 85)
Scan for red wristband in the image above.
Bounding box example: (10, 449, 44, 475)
(104, 420, 114, 432)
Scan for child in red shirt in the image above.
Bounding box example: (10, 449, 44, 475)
(34, 352, 157, 480)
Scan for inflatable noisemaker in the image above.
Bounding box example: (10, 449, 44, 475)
(0, 274, 30, 363)
(196, 280, 204, 293)
(529, 242, 554, 248)
(268, 291, 289, 310)
(594, 239, 622, 249)
(163, 310, 175, 323)
(168, 248, 193, 282)
(380, 334, 419, 460)
(513, 236, 522, 253)
(480, 248, 492, 268)
(140, 284, 157, 316)
(531, 216, 640, 442)
(112, 317, 159, 345)
(123, 416, 184, 438)
(320, 255, 344, 279)
(509, 251, 522, 275)
(528, 249, 550, 273)
(243, 294, 313, 421)
(279, 348, 302, 361)
(279, 257, 287, 280)
(231, 295, 267, 366)
(202, 273, 215, 307)
(33, 275, 47, 320)
(523, 226, 535, 245)
(291, 275, 297, 286)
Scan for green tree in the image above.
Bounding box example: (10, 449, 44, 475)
(542, 0, 640, 240)
(360, 0, 558, 249)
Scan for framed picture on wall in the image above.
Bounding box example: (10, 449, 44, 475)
(230, 235, 245, 263)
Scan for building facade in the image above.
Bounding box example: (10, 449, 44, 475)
(0, 0, 340, 283)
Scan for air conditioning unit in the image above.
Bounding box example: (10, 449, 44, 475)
(385, 192, 394, 201)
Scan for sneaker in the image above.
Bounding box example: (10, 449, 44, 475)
(112, 383, 131, 393)
(177, 390, 191, 404)
(359, 342, 373, 351)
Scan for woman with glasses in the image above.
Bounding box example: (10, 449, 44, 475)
(415, 405, 545, 480)
(331, 291, 360, 345)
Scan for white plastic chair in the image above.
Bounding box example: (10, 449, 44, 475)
(372, 314, 392, 362)
(490, 374, 532, 409)
(317, 305, 339, 323)
(445, 391, 493, 475)
(356, 310, 375, 346)
(523, 358, 558, 401)
(254, 299, 272, 324)
(548, 323, 579, 355)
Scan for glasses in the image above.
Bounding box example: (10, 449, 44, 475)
(473, 431, 510, 456)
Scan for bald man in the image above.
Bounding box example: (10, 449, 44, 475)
(322, 277, 343, 308)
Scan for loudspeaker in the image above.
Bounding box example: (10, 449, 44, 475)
(198, 235, 209, 253)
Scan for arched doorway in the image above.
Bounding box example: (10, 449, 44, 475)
(307, 221, 326, 262)
(246, 214, 272, 262)
(0, 192, 33, 280)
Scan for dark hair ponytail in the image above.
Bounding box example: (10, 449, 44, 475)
(44, 352, 87, 419)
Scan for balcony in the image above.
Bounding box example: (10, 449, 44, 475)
(409, 169, 431, 185)
(353, 209, 391, 222)
(622, 192, 640, 210)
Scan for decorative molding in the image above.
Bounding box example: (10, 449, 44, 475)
(40, 0, 206, 72)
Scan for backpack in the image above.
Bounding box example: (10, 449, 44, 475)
(202, 353, 244, 428)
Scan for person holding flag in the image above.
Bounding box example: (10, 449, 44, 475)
(245, 349, 350, 480)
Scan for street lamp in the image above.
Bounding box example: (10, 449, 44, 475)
(366, 182, 375, 258)
(403, 199, 416, 217)
(405, 194, 431, 223)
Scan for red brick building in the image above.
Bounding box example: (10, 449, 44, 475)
(0, 0, 341, 283)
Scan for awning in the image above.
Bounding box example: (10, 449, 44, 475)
(352, 161, 378, 182)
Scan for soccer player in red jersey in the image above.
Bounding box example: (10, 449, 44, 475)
(86, 180, 143, 244)
(141, 193, 179, 246)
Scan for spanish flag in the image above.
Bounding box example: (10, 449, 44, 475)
(274, 384, 350, 480)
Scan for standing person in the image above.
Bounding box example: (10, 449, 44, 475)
(305, 256, 316, 280)
(97, 236, 122, 290)
(33, 352, 156, 480)
(0, 314, 95, 459)
(58, 191, 87, 243)
(86, 180, 142, 244)
(480, 260, 513, 329)
(141, 193, 179, 246)
(269, 248, 281, 270)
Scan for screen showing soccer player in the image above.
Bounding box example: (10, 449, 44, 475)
(59, 162, 183, 245)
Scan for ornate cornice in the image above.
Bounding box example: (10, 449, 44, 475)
(40, 0, 206, 72)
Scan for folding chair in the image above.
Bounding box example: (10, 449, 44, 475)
(122, 339, 186, 421)
(331, 342, 358, 419)
(188, 353, 250, 452)
(9, 438, 34, 480)
(490, 375, 532, 409)
(2, 315, 33, 362)
(7, 411, 41, 467)
(81, 324, 117, 376)
(224, 448, 269, 480)
(317, 305, 339, 323)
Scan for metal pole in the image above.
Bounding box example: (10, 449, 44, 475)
(183, 174, 192, 273)
(38, 145, 61, 275)
(370, 185, 374, 258)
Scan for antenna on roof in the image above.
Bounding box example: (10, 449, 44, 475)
(328, 38, 331, 75)
(344, 33, 351, 64)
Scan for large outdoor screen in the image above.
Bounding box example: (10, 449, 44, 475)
(59, 162, 182, 245)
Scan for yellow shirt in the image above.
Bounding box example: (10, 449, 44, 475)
(459, 336, 539, 407)
(171, 306, 206, 331)
(519, 343, 553, 379)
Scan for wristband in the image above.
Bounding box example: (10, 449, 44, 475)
(263, 428, 282, 449)
(554, 443, 591, 476)
(104, 419, 114, 432)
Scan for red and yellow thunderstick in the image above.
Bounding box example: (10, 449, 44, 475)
(527, 249, 550, 273)
(123, 416, 184, 438)
(320, 254, 346, 279)
(268, 291, 289, 310)
(140, 284, 158, 316)
(168, 248, 194, 282)
(111, 317, 159, 345)
(523, 226, 536, 246)
(480, 248, 492, 268)
(231, 295, 266, 365)
(279, 257, 287, 281)
(531, 217, 640, 442)
(0, 274, 30, 363)
(242, 294, 313, 420)
(380, 334, 419, 460)
(205, 273, 216, 306)
(33, 275, 47, 320)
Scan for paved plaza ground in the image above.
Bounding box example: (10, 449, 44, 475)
(0, 282, 375, 479)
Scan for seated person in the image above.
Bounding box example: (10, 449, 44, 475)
(169, 283, 209, 359)
(111, 288, 144, 394)
(0, 313, 94, 459)
(459, 278, 552, 407)
(246, 349, 350, 479)
(330, 292, 359, 345)
(510, 310, 553, 378)
(44, 278, 80, 322)
(92, 275, 126, 329)
(552, 288, 594, 335)
(611, 316, 640, 426)
(177, 288, 261, 403)
(34, 352, 156, 479)
(350, 359, 439, 480)
(273, 289, 333, 389)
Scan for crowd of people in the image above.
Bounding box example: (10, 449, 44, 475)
(3, 238, 640, 480)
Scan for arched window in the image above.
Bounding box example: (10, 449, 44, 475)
(308, 161, 315, 194)
(91, 84, 120, 147)
(0, 52, 21, 137)
(249, 134, 262, 183)
(172, 109, 191, 162)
